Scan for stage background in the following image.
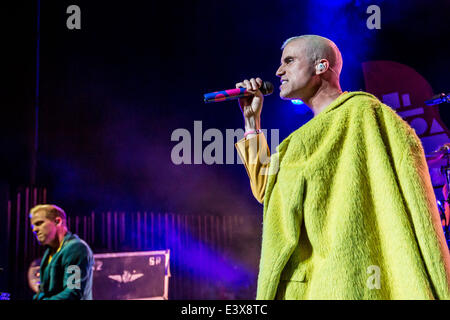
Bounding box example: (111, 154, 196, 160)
(1, 0, 450, 299)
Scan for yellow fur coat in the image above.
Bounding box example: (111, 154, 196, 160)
(237, 92, 450, 299)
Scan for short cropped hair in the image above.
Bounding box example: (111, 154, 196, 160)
(281, 35, 343, 76)
(29, 204, 67, 224)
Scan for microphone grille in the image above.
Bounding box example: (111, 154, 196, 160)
(260, 81, 274, 95)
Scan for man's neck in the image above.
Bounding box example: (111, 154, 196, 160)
(303, 83, 343, 117)
(49, 229, 68, 253)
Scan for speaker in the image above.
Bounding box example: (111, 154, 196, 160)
(92, 250, 170, 300)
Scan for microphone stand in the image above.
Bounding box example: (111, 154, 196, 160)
(425, 93, 450, 106)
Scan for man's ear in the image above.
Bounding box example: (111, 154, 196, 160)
(315, 59, 329, 75)
(54, 217, 62, 226)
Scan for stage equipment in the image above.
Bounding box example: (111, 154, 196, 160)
(425, 93, 450, 106)
(427, 143, 450, 248)
(92, 249, 170, 300)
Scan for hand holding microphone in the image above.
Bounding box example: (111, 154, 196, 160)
(235, 78, 270, 137)
(203, 78, 273, 104)
(203, 77, 273, 138)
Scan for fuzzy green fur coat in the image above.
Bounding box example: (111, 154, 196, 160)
(258, 91, 450, 299)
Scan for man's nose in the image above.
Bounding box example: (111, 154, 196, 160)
(276, 65, 284, 77)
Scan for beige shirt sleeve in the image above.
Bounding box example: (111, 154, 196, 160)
(235, 133, 271, 204)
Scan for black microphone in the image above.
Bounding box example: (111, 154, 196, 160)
(425, 93, 450, 106)
(204, 81, 274, 103)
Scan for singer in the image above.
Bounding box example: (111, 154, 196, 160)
(234, 35, 450, 299)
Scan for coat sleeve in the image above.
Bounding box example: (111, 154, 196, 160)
(397, 136, 450, 299)
(43, 242, 94, 300)
(235, 133, 271, 204)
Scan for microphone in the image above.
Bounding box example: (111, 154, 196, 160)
(425, 93, 450, 106)
(204, 81, 274, 103)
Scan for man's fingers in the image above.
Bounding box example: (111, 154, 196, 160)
(236, 80, 252, 91)
(243, 79, 252, 91)
(250, 78, 260, 91)
(256, 77, 263, 87)
(236, 78, 263, 91)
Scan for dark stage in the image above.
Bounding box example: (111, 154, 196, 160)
(1, 0, 450, 301)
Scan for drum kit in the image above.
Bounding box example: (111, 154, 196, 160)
(427, 143, 450, 248)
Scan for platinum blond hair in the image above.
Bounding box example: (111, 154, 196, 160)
(30, 204, 67, 226)
(281, 35, 343, 76)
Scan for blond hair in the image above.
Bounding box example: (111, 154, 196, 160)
(29, 204, 67, 225)
(281, 35, 343, 76)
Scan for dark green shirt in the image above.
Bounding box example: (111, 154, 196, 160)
(34, 232, 94, 300)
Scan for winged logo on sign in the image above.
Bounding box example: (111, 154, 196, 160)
(108, 270, 144, 283)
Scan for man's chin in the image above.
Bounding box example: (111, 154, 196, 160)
(280, 90, 301, 101)
(280, 93, 300, 101)
(279, 91, 291, 100)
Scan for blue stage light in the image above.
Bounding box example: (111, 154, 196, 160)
(291, 99, 304, 105)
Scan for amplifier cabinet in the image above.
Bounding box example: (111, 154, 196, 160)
(93, 250, 170, 300)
